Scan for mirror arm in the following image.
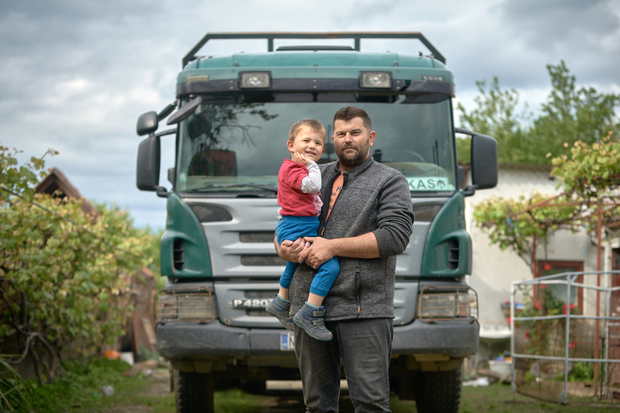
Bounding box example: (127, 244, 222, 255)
(154, 186, 169, 198)
(157, 103, 177, 121)
(154, 128, 177, 138)
(463, 184, 478, 197)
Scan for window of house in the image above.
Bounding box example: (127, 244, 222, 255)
(536, 260, 583, 314)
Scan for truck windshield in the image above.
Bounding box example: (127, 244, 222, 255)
(175, 94, 456, 195)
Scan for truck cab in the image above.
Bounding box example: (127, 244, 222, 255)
(136, 32, 497, 413)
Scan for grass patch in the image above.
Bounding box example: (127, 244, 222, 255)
(458, 383, 619, 413)
(215, 388, 263, 413)
(14, 358, 264, 413)
(12, 362, 620, 413)
(21, 358, 156, 413)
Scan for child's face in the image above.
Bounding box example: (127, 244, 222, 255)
(287, 127, 325, 163)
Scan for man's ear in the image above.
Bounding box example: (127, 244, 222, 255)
(369, 131, 376, 146)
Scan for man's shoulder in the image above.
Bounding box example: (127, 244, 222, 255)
(367, 160, 407, 180)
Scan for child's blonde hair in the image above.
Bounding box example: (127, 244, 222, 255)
(288, 119, 326, 142)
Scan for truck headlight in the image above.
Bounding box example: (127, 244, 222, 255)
(155, 287, 215, 323)
(239, 71, 271, 88)
(359, 71, 392, 88)
(418, 286, 477, 322)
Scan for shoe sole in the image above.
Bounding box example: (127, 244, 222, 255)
(293, 316, 333, 341)
(266, 305, 295, 331)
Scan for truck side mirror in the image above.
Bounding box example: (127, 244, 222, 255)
(136, 134, 168, 197)
(470, 133, 498, 190)
(137, 111, 159, 136)
(454, 127, 498, 196)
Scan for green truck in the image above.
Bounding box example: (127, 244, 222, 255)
(135, 32, 497, 413)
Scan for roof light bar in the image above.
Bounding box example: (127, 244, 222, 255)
(239, 72, 272, 88)
(360, 71, 392, 89)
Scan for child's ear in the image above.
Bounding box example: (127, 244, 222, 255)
(287, 140, 294, 152)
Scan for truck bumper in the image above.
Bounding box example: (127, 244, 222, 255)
(157, 318, 479, 360)
(392, 319, 479, 358)
(156, 321, 295, 360)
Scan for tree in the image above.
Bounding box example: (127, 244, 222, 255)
(531, 61, 620, 162)
(456, 77, 529, 164)
(472, 132, 620, 267)
(0, 145, 158, 384)
(457, 61, 620, 166)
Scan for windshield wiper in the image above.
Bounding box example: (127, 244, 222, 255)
(200, 184, 278, 193)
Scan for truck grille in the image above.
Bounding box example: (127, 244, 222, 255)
(239, 231, 275, 243)
(173, 239, 185, 270)
(240, 255, 285, 266)
(448, 239, 459, 270)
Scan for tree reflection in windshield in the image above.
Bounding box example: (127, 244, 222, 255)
(185, 104, 278, 177)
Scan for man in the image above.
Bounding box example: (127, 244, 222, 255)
(276, 106, 414, 412)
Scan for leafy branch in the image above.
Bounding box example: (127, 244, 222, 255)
(473, 133, 620, 265)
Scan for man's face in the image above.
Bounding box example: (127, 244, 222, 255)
(332, 117, 376, 171)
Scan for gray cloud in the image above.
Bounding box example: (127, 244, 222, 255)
(500, 0, 619, 45)
(0, 0, 618, 229)
(496, 0, 620, 85)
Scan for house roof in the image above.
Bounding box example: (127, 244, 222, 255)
(35, 167, 98, 217)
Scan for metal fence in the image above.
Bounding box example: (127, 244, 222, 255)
(511, 271, 620, 409)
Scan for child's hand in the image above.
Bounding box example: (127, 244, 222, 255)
(292, 152, 310, 166)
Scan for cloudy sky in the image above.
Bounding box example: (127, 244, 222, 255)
(1, 0, 619, 229)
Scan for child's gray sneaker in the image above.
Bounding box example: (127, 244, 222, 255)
(293, 303, 332, 341)
(265, 295, 295, 331)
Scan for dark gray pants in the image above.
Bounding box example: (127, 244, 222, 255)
(294, 318, 393, 413)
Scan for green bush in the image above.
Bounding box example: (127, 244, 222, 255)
(570, 361, 594, 382)
(0, 145, 159, 383)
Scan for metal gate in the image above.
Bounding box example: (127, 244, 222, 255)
(511, 271, 620, 408)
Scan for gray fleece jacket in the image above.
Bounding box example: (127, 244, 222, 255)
(289, 156, 414, 321)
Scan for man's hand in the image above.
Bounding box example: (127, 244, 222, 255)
(299, 236, 336, 269)
(275, 237, 309, 262)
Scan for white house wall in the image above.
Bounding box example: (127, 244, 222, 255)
(464, 168, 594, 326)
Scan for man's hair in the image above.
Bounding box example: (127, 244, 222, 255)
(288, 119, 326, 142)
(333, 106, 372, 131)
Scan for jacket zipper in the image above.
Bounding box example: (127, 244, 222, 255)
(319, 172, 348, 236)
(355, 269, 361, 315)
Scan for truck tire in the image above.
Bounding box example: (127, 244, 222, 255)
(414, 369, 462, 413)
(240, 379, 267, 394)
(174, 369, 214, 413)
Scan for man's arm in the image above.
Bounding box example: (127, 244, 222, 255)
(300, 233, 379, 269)
(300, 172, 413, 269)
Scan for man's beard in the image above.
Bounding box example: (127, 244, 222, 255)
(338, 146, 366, 169)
